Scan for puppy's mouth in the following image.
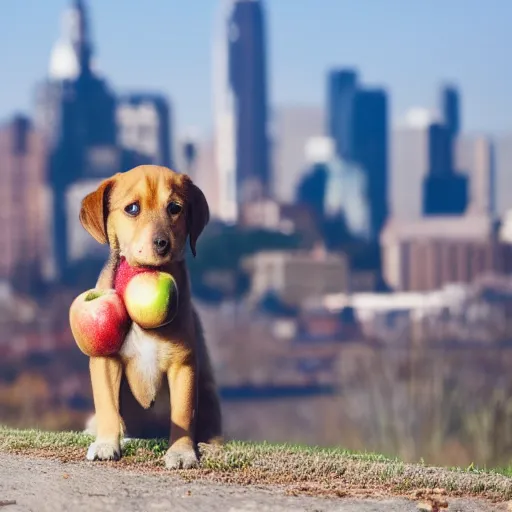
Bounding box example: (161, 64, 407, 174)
(118, 253, 172, 271)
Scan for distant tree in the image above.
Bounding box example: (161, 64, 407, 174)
(186, 225, 301, 301)
(188, 225, 301, 270)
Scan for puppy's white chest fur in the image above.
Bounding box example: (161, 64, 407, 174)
(120, 323, 162, 401)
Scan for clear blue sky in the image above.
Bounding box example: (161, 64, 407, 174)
(1, 0, 511, 137)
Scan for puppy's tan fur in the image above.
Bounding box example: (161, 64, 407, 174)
(78, 165, 222, 469)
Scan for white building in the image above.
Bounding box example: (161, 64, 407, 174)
(390, 108, 437, 220)
(116, 94, 172, 168)
(66, 180, 109, 262)
(271, 105, 324, 202)
(243, 248, 350, 306)
(456, 135, 495, 217)
(495, 133, 512, 216)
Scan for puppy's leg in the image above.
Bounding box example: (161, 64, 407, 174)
(193, 310, 223, 445)
(86, 356, 124, 461)
(163, 353, 199, 469)
(196, 363, 223, 445)
(84, 254, 123, 447)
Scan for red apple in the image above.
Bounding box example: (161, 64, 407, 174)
(114, 257, 150, 298)
(115, 258, 179, 329)
(69, 288, 130, 357)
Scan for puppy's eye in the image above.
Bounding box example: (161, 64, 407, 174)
(167, 202, 182, 215)
(124, 202, 140, 216)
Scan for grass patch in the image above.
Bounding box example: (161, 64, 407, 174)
(1, 426, 512, 502)
(0, 426, 93, 451)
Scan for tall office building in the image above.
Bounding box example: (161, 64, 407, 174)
(0, 116, 47, 291)
(327, 69, 388, 240)
(422, 123, 468, 215)
(352, 89, 389, 240)
(428, 123, 453, 176)
(35, 0, 120, 275)
(213, 0, 271, 222)
(327, 69, 358, 160)
(117, 94, 173, 169)
(38, 0, 119, 177)
(422, 85, 468, 216)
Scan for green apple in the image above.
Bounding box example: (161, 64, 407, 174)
(123, 270, 179, 329)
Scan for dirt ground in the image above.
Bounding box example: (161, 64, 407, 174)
(0, 453, 505, 512)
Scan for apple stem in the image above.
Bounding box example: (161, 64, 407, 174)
(84, 291, 102, 302)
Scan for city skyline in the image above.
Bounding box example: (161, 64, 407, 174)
(1, 0, 512, 136)
(2, 0, 499, 252)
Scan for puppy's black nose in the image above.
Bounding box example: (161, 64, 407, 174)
(153, 237, 170, 256)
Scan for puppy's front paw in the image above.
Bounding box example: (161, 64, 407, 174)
(86, 440, 121, 461)
(164, 446, 198, 469)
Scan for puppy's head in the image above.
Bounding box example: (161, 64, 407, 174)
(79, 165, 209, 267)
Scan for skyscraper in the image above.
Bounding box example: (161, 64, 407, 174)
(441, 85, 460, 138)
(40, 0, 118, 166)
(428, 123, 454, 176)
(352, 89, 389, 240)
(422, 85, 468, 216)
(0, 116, 47, 291)
(327, 69, 388, 241)
(214, 0, 271, 222)
(327, 69, 358, 160)
(35, 0, 119, 276)
(422, 126, 468, 215)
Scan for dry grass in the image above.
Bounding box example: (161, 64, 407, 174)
(1, 426, 512, 504)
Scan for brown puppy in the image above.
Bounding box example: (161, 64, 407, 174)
(78, 165, 222, 469)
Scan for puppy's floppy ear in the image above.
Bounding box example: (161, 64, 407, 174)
(79, 177, 116, 245)
(186, 179, 210, 257)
